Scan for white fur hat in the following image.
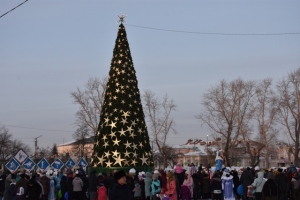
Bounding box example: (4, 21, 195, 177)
(129, 168, 136, 174)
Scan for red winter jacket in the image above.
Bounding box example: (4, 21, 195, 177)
(97, 185, 107, 200)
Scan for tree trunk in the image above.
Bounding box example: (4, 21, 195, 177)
(294, 139, 299, 166)
(265, 150, 270, 168)
(224, 144, 230, 167)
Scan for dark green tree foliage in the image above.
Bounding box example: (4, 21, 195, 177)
(51, 143, 58, 156)
(91, 24, 153, 170)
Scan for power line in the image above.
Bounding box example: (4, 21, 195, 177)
(0, 123, 206, 138)
(0, 0, 28, 19)
(0, 123, 74, 133)
(127, 24, 300, 36)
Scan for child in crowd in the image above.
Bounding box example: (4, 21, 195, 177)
(133, 180, 142, 200)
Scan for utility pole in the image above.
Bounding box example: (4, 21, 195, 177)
(34, 135, 42, 161)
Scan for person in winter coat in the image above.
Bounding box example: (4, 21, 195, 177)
(26, 175, 42, 200)
(3, 173, 12, 200)
(133, 181, 141, 200)
(0, 172, 6, 200)
(14, 186, 25, 200)
(190, 163, 197, 176)
(88, 170, 98, 200)
(109, 170, 134, 200)
(9, 179, 16, 200)
(144, 172, 152, 200)
(67, 173, 74, 200)
(35, 175, 44, 199)
(174, 163, 184, 187)
(159, 170, 167, 191)
(72, 173, 83, 200)
(211, 172, 222, 200)
(96, 183, 107, 200)
(151, 174, 161, 200)
(221, 169, 235, 200)
(191, 173, 200, 200)
(165, 172, 177, 200)
(80, 174, 89, 200)
(275, 168, 288, 200)
(231, 170, 240, 200)
(182, 171, 193, 198)
(60, 174, 68, 200)
(290, 175, 300, 200)
(126, 172, 135, 196)
(202, 173, 210, 199)
(104, 170, 117, 198)
(197, 169, 204, 198)
(261, 172, 277, 200)
(179, 184, 191, 200)
(251, 171, 266, 200)
(138, 172, 145, 200)
(39, 172, 51, 200)
(240, 167, 254, 200)
(48, 176, 56, 200)
(14, 174, 27, 196)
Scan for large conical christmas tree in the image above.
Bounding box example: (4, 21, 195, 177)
(91, 18, 153, 172)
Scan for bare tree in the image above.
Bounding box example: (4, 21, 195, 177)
(0, 126, 31, 166)
(197, 79, 256, 166)
(143, 89, 177, 168)
(72, 123, 92, 158)
(277, 68, 300, 166)
(71, 77, 107, 134)
(253, 79, 278, 168)
(10, 139, 31, 157)
(152, 145, 178, 169)
(0, 126, 13, 165)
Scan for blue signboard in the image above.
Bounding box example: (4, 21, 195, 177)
(5, 158, 20, 173)
(37, 158, 50, 170)
(77, 158, 88, 168)
(22, 157, 35, 171)
(52, 158, 64, 170)
(65, 158, 75, 168)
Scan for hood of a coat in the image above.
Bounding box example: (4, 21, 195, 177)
(146, 172, 152, 178)
(257, 171, 264, 179)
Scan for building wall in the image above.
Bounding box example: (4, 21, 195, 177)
(57, 143, 93, 160)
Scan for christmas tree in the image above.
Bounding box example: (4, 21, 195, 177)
(91, 15, 153, 172)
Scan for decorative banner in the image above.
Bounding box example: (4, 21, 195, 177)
(22, 157, 35, 171)
(65, 158, 75, 168)
(5, 158, 20, 173)
(51, 158, 64, 170)
(77, 158, 88, 168)
(14, 149, 28, 164)
(37, 158, 50, 170)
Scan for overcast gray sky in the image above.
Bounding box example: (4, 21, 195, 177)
(1, 0, 300, 151)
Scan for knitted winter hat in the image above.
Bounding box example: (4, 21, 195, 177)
(114, 170, 126, 181)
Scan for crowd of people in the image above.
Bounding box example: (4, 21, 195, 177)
(0, 162, 300, 200)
